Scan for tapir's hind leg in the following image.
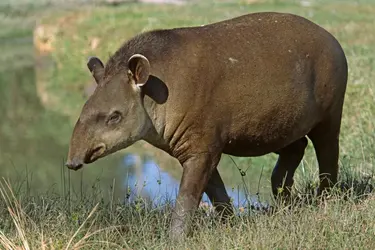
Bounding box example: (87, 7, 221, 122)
(271, 137, 308, 198)
(308, 117, 341, 194)
(204, 168, 233, 218)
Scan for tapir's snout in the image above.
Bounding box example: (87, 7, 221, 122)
(65, 119, 89, 171)
(65, 159, 83, 171)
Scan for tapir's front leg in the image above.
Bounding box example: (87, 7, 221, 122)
(170, 153, 221, 240)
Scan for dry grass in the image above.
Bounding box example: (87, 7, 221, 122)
(0, 178, 123, 250)
(1, 170, 375, 249)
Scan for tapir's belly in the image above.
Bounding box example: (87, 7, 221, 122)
(223, 136, 299, 157)
(221, 104, 319, 157)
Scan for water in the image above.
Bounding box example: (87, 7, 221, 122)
(123, 154, 270, 209)
(0, 2, 275, 209)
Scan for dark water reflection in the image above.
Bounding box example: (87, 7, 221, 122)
(0, 41, 129, 198)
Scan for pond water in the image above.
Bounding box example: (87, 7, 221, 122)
(0, 3, 275, 209)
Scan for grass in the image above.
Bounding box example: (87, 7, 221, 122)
(1, 168, 375, 249)
(1, 0, 375, 248)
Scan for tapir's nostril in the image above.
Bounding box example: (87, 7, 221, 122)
(65, 161, 83, 171)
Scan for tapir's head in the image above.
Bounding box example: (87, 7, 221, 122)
(65, 54, 152, 170)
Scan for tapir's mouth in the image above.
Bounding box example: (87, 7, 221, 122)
(66, 143, 111, 171)
(84, 143, 107, 164)
(65, 144, 106, 171)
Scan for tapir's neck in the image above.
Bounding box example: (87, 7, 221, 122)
(142, 94, 170, 153)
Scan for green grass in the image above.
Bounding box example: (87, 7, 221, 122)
(1, 170, 375, 249)
(2, 0, 375, 248)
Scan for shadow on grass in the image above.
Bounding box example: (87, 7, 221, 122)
(271, 156, 375, 215)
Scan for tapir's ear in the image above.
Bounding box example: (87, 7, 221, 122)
(87, 56, 104, 84)
(127, 54, 150, 87)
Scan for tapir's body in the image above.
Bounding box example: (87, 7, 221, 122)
(66, 12, 348, 239)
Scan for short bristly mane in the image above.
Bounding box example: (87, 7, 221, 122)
(103, 28, 183, 79)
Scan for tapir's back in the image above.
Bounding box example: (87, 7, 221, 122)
(172, 12, 346, 109)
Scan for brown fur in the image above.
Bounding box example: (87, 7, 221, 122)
(66, 12, 348, 239)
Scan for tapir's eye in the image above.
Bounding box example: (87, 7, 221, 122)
(107, 111, 122, 125)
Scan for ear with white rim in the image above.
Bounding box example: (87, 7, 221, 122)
(127, 54, 150, 88)
(87, 56, 104, 84)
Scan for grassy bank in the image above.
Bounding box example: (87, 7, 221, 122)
(1, 172, 375, 249)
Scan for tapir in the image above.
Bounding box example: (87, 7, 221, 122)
(65, 12, 348, 239)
